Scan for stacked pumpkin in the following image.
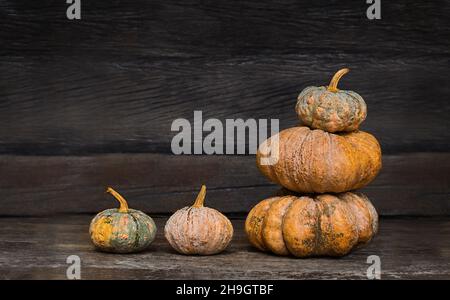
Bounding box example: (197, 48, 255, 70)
(246, 68, 382, 257)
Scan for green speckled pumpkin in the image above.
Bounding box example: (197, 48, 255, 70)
(89, 187, 157, 253)
(296, 68, 367, 133)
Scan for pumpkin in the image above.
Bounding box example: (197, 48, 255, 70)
(245, 192, 378, 257)
(296, 68, 367, 133)
(89, 187, 157, 253)
(164, 185, 233, 255)
(256, 126, 381, 193)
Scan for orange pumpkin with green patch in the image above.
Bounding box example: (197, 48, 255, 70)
(89, 187, 157, 253)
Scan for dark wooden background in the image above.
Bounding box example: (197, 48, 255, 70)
(0, 0, 449, 216)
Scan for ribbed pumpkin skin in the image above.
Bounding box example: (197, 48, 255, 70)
(165, 206, 233, 255)
(245, 192, 378, 257)
(89, 209, 157, 253)
(256, 126, 381, 193)
(296, 86, 367, 133)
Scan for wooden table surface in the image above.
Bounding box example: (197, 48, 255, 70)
(1, 215, 449, 280)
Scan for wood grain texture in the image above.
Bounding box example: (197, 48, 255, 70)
(0, 0, 449, 154)
(0, 216, 449, 279)
(1, 1, 448, 58)
(0, 152, 448, 216)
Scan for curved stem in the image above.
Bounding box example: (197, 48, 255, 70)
(327, 68, 349, 92)
(106, 187, 129, 213)
(192, 185, 207, 208)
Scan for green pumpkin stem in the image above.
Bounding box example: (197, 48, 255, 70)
(192, 185, 207, 208)
(106, 187, 129, 213)
(327, 68, 349, 93)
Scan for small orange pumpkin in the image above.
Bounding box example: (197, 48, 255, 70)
(164, 185, 233, 255)
(296, 68, 367, 133)
(245, 192, 378, 257)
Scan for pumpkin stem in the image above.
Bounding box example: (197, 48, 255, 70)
(106, 187, 129, 213)
(192, 185, 207, 208)
(327, 68, 349, 93)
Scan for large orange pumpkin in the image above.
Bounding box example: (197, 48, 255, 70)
(245, 192, 378, 257)
(256, 126, 381, 193)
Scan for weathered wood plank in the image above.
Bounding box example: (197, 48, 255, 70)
(0, 0, 449, 155)
(0, 57, 449, 155)
(1, 0, 448, 58)
(0, 152, 448, 216)
(0, 216, 449, 279)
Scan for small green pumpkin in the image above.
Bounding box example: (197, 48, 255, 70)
(295, 68, 367, 133)
(89, 187, 157, 253)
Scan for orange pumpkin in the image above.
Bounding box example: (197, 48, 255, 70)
(245, 192, 378, 257)
(256, 126, 381, 193)
(164, 185, 233, 255)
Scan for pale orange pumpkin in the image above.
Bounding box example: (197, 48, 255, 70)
(164, 185, 233, 255)
(245, 192, 378, 257)
(256, 126, 381, 193)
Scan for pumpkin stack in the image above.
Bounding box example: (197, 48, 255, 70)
(246, 68, 382, 257)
